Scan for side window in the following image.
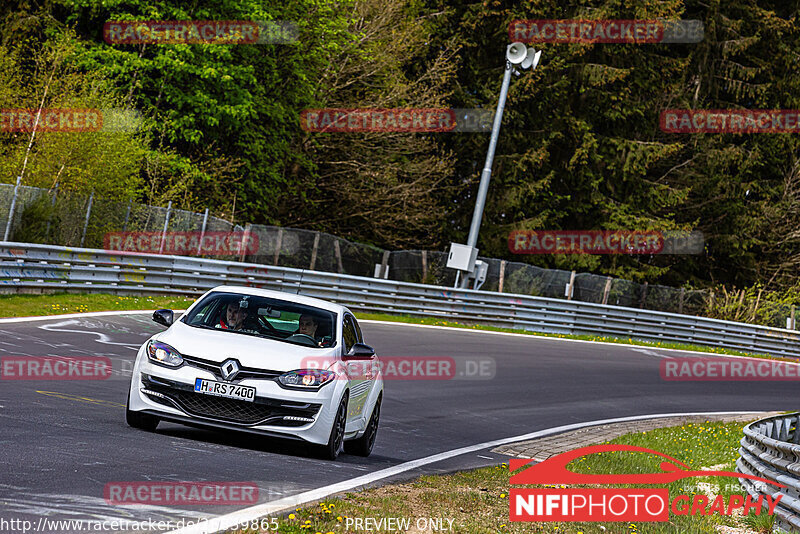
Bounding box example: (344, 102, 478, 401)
(353, 317, 364, 343)
(343, 315, 357, 353)
(185, 299, 218, 326)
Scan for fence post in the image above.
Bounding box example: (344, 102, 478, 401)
(334, 239, 344, 274)
(566, 271, 576, 300)
(45, 182, 58, 238)
(79, 191, 94, 247)
(678, 287, 685, 314)
(380, 250, 390, 278)
(3, 175, 22, 241)
(640, 281, 649, 308)
(273, 228, 283, 265)
(791, 305, 796, 330)
(239, 223, 251, 262)
(422, 250, 428, 282)
(122, 199, 133, 232)
(158, 201, 172, 254)
(498, 259, 506, 292)
(309, 231, 320, 270)
(196, 208, 209, 255)
(602, 276, 612, 305)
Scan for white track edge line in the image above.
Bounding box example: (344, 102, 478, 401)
(167, 410, 766, 534)
(360, 319, 792, 360)
(0, 309, 782, 360)
(0, 309, 187, 323)
(0, 311, 788, 363)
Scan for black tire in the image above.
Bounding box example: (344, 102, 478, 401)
(344, 394, 381, 457)
(125, 386, 159, 431)
(318, 394, 348, 460)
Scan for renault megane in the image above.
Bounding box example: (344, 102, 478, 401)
(125, 286, 383, 460)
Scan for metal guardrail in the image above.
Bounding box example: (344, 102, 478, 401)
(738, 413, 800, 533)
(2, 241, 800, 358)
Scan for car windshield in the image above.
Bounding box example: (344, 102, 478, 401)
(181, 291, 337, 348)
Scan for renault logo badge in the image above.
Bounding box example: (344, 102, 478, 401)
(220, 359, 240, 381)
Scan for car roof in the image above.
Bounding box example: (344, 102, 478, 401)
(205, 285, 348, 315)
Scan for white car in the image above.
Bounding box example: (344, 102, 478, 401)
(126, 286, 383, 459)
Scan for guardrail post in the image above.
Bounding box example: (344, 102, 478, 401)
(158, 201, 172, 254)
(498, 259, 506, 293)
(273, 228, 283, 265)
(334, 239, 344, 274)
(79, 191, 94, 247)
(309, 231, 320, 270)
(196, 208, 209, 255)
(3, 175, 22, 241)
(602, 276, 612, 305)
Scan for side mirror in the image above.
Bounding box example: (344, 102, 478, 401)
(152, 309, 174, 328)
(344, 343, 375, 360)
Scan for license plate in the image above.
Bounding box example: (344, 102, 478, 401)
(194, 378, 256, 402)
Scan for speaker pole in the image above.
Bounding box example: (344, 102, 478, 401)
(459, 60, 513, 288)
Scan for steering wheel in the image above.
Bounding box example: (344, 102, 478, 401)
(257, 315, 281, 333)
(285, 333, 319, 346)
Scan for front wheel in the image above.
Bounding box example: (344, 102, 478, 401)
(125, 384, 159, 431)
(318, 394, 348, 460)
(345, 394, 381, 457)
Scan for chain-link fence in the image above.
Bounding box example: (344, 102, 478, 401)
(0, 182, 795, 328)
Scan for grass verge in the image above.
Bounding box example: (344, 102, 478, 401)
(246, 419, 768, 534)
(0, 292, 194, 317)
(0, 293, 785, 361)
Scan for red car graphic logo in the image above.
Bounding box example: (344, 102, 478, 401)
(509, 444, 784, 487)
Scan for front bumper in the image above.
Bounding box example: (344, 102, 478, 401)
(128, 352, 344, 445)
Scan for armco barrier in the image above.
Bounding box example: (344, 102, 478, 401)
(1, 242, 800, 358)
(738, 413, 800, 533)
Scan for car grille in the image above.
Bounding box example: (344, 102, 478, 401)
(182, 355, 282, 381)
(141, 375, 320, 426)
(168, 390, 276, 424)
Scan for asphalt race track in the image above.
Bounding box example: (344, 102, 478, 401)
(0, 313, 791, 532)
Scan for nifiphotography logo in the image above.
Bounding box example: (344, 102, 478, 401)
(509, 444, 783, 522)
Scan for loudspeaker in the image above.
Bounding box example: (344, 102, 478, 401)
(520, 47, 542, 70)
(506, 42, 527, 64)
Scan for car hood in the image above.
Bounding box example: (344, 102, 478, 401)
(156, 320, 338, 371)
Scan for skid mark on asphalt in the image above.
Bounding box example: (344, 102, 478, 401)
(38, 320, 140, 349)
(0, 328, 72, 350)
(1, 491, 208, 524)
(631, 347, 673, 359)
(36, 391, 125, 409)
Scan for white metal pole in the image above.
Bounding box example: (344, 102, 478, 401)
(460, 62, 513, 288)
(80, 191, 94, 247)
(159, 201, 172, 254)
(3, 175, 22, 241)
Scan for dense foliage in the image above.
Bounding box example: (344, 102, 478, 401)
(0, 0, 798, 291)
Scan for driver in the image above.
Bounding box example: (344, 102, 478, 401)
(217, 300, 249, 330)
(297, 314, 318, 338)
(295, 314, 325, 347)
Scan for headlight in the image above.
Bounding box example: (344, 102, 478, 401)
(146, 341, 183, 367)
(277, 369, 335, 390)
